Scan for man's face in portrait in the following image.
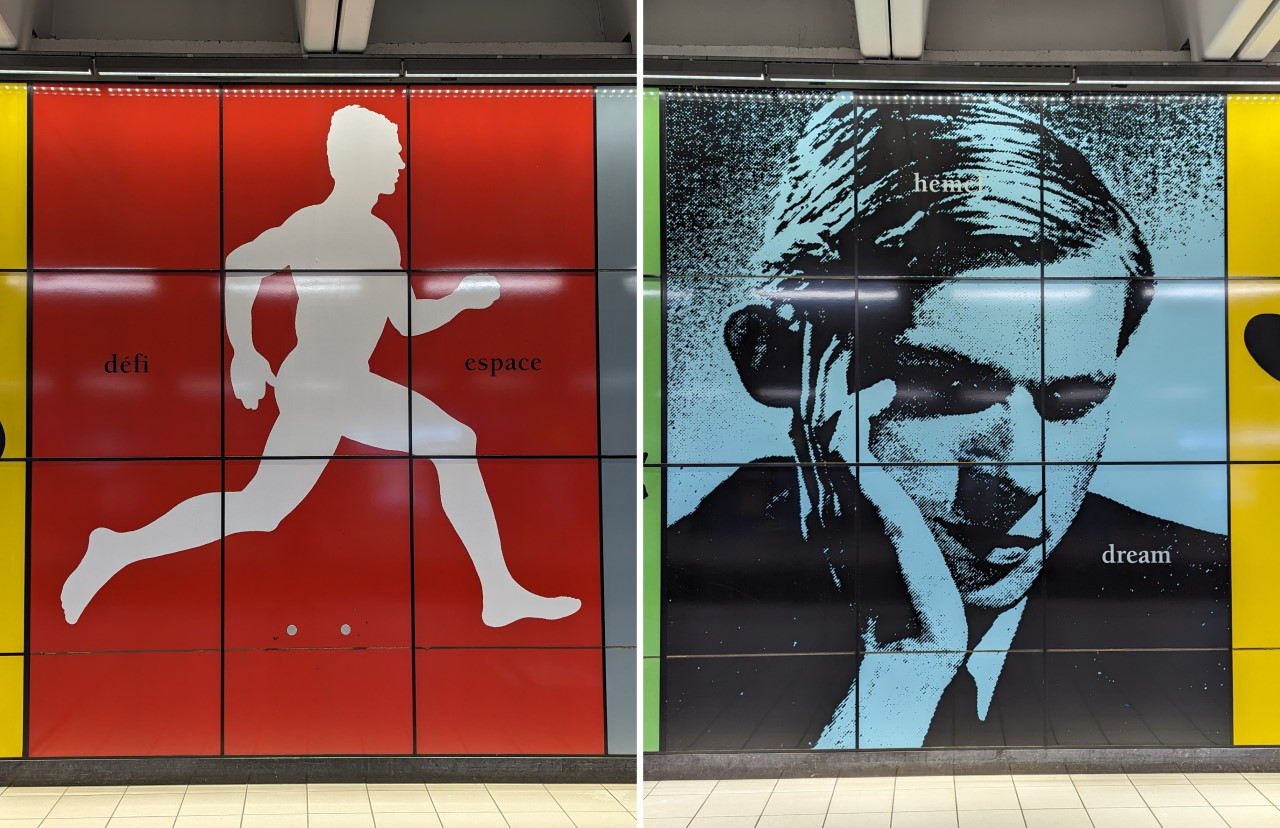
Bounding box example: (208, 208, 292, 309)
(853, 258, 1130, 610)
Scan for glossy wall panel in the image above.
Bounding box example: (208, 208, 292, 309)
(1228, 96, 1280, 745)
(0, 85, 25, 270)
(32, 273, 222, 458)
(651, 90, 1272, 753)
(29, 652, 221, 757)
(32, 86, 220, 270)
(12, 84, 634, 758)
(409, 88, 595, 271)
(409, 272, 598, 457)
(1228, 96, 1280, 278)
(0, 464, 22, 655)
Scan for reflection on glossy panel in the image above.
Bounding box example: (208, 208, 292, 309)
(1043, 95, 1224, 278)
(30, 460, 221, 653)
(0, 273, 24, 459)
(1045, 464, 1228, 650)
(1230, 279, 1280, 460)
(1228, 96, 1280, 278)
(29, 652, 220, 757)
(224, 271, 410, 458)
(413, 458, 600, 648)
(225, 648, 412, 756)
(222, 87, 408, 270)
(1230, 464, 1280, 650)
(1047, 280, 1226, 463)
(33, 273, 221, 459)
(1046, 650, 1230, 747)
(1234, 649, 1280, 746)
(0, 85, 25, 270)
(0, 656, 19, 757)
(410, 272, 597, 457)
(0, 463, 24, 653)
(410, 87, 595, 271)
(416, 648, 604, 755)
(224, 458, 411, 650)
(32, 85, 220, 270)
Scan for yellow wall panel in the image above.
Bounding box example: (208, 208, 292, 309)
(0, 85, 25, 271)
(1229, 96, 1280, 277)
(1230, 465, 1280, 649)
(0, 463, 22, 654)
(0, 272, 24, 460)
(0, 656, 19, 756)
(1235, 650, 1280, 745)
(1228, 280, 1280, 460)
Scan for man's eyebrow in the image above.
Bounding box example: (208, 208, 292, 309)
(1041, 371, 1118, 387)
(895, 344, 1004, 377)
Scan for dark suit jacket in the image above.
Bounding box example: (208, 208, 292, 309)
(662, 461, 1231, 751)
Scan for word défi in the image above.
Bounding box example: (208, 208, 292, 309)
(912, 172, 988, 193)
(104, 353, 150, 374)
(1101, 543, 1171, 565)
(464, 357, 543, 377)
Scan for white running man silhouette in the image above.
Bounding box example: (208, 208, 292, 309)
(61, 104, 582, 628)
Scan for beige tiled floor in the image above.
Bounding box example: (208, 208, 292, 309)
(0, 782, 636, 827)
(642, 773, 1280, 827)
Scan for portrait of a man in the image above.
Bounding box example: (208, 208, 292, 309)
(660, 94, 1230, 751)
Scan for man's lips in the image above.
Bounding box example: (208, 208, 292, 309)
(936, 517, 1048, 557)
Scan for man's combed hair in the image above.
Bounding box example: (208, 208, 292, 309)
(746, 96, 1154, 355)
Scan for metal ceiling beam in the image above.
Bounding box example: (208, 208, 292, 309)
(0, 0, 37, 50)
(336, 0, 376, 52)
(1166, 0, 1273, 59)
(1239, 0, 1280, 59)
(889, 0, 929, 58)
(295, 0, 339, 53)
(854, 0, 891, 58)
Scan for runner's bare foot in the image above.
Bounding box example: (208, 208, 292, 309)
(62, 527, 129, 625)
(482, 590, 581, 628)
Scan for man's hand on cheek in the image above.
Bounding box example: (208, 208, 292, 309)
(817, 360, 968, 748)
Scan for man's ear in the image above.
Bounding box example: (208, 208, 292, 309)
(724, 305, 804, 409)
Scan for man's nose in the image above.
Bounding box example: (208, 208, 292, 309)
(958, 385, 1042, 465)
(955, 465, 1040, 532)
(1003, 385, 1042, 465)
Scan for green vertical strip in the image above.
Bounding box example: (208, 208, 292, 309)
(642, 467, 661, 748)
(643, 89, 661, 276)
(643, 86, 662, 756)
(643, 466, 662, 656)
(643, 657, 661, 753)
(642, 278, 662, 464)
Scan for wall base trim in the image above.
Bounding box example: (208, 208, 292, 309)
(646, 748, 1280, 779)
(0, 756, 636, 786)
